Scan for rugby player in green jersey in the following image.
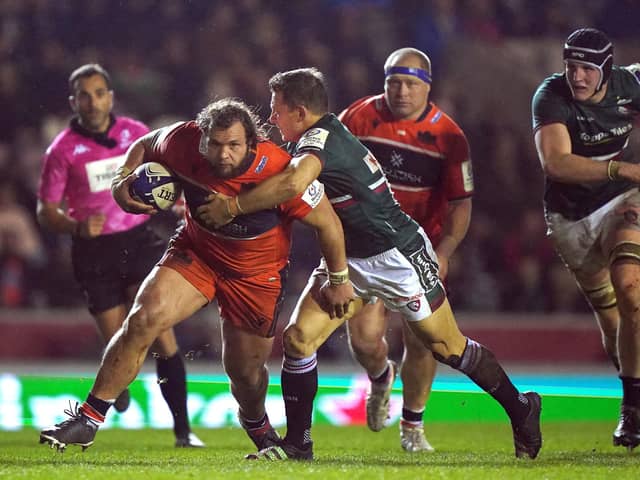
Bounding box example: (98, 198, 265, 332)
(203, 68, 542, 461)
(533, 28, 640, 450)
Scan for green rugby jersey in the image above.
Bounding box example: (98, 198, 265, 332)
(532, 64, 640, 220)
(290, 114, 422, 258)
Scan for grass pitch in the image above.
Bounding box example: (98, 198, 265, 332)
(1, 421, 637, 480)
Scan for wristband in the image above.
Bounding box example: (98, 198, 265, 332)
(235, 196, 245, 215)
(328, 267, 349, 285)
(225, 198, 236, 219)
(607, 160, 621, 181)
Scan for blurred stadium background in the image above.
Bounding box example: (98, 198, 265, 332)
(1, 0, 638, 430)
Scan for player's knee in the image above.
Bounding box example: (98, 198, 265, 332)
(226, 363, 265, 390)
(283, 325, 316, 358)
(125, 304, 166, 341)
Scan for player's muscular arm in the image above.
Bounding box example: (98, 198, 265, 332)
(111, 130, 164, 214)
(36, 199, 105, 238)
(206, 153, 323, 229)
(300, 195, 355, 319)
(238, 153, 322, 213)
(535, 123, 640, 183)
(436, 197, 471, 279)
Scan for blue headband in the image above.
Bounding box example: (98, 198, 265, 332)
(385, 66, 431, 84)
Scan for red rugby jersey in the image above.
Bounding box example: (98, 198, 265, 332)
(339, 94, 473, 246)
(147, 121, 315, 276)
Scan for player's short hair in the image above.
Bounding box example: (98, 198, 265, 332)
(268, 68, 329, 115)
(195, 98, 266, 149)
(68, 64, 112, 94)
(563, 28, 613, 92)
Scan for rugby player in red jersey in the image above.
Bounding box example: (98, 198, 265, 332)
(39, 98, 354, 452)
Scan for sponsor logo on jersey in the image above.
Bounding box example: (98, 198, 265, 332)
(390, 151, 404, 168)
(430, 111, 442, 124)
(302, 180, 324, 208)
(73, 144, 90, 155)
(298, 128, 329, 150)
(254, 155, 268, 174)
(85, 155, 125, 192)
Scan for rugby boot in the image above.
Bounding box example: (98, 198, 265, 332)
(113, 388, 131, 413)
(242, 421, 282, 450)
(400, 421, 435, 452)
(39, 402, 98, 452)
(511, 391, 542, 459)
(366, 360, 397, 432)
(245, 440, 313, 461)
(613, 405, 640, 451)
(175, 432, 205, 448)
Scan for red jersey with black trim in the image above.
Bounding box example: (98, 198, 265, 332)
(339, 94, 473, 246)
(146, 121, 319, 276)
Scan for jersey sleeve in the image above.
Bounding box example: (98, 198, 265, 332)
(144, 121, 187, 166)
(442, 127, 474, 200)
(295, 127, 330, 167)
(38, 146, 69, 203)
(279, 180, 325, 220)
(531, 80, 571, 133)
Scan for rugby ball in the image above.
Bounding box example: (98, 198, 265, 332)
(129, 162, 182, 211)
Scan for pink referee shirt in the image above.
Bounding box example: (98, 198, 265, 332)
(38, 116, 150, 235)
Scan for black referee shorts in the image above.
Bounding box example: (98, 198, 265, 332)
(71, 221, 166, 315)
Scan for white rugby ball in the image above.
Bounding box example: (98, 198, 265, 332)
(129, 162, 182, 211)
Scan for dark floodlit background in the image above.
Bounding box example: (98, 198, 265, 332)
(1, 0, 639, 366)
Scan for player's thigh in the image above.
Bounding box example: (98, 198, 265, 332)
(346, 299, 386, 345)
(132, 265, 208, 331)
(406, 298, 466, 357)
(221, 321, 274, 380)
(216, 268, 289, 338)
(285, 274, 362, 356)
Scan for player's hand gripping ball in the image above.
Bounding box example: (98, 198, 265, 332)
(129, 162, 182, 211)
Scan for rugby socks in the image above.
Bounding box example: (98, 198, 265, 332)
(369, 361, 391, 385)
(282, 352, 318, 449)
(239, 412, 273, 439)
(156, 352, 190, 437)
(456, 338, 530, 423)
(401, 407, 424, 427)
(620, 376, 640, 407)
(81, 393, 111, 425)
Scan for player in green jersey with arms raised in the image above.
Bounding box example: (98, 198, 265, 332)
(532, 28, 640, 450)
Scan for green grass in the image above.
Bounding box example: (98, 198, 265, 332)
(1, 422, 637, 479)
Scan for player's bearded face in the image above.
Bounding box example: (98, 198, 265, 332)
(202, 122, 250, 179)
(69, 74, 113, 133)
(384, 72, 430, 121)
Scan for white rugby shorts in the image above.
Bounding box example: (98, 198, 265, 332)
(546, 189, 640, 275)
